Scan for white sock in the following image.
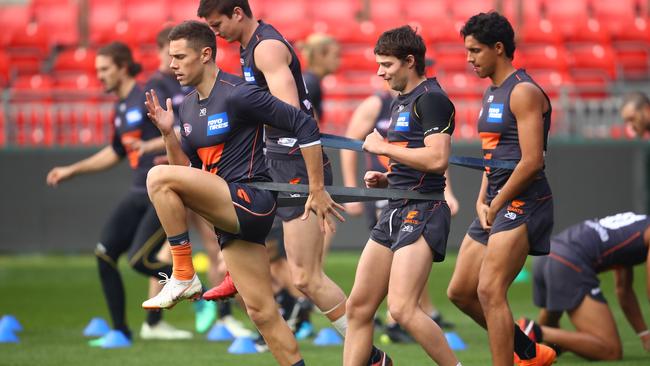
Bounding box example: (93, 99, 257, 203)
(331, 315, 348, 337)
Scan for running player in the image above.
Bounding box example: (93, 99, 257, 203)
(46, 42, 191, 343)
(196, 0, 350, 341)
(341, 89, 457, 344)
(343, 25, 460, 366)
(519, 212, 650, 360)
(141, 21, 342, 366)
(620, 91, 650, 137)
(446, 12, 555, 366)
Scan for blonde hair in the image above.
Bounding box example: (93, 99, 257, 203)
(298, 33, 337, 67)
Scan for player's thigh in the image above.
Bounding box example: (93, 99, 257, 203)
(348, 239, 392, 315)
(568, 295, 621, 345)
(283, 214, 324, 271)
(150, 165, 239, 233)
(480, 224, 529, 289)
(220, 239, 275, 309)
(388, 236, 433, 307)
(98, 192, 145, 258)
(448, 234, 486, 297)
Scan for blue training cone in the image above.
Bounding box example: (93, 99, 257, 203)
(0, 322, 19, 343)
(207, 322, 234, 342)
(0, 315, 22, 332)
(445, 332, 467, 351)
(83, 317, 110, 337)
(228, 337, 257, 354)
(313, 327, 342, 346)
(100, 330, 132, 348)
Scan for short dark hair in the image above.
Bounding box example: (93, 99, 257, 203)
(374, 25, 426, 76)
(461, 12, 516, 59)
(169, 21, 217, 61)
(156, 26, 173, 50)
(622, 91, 650, 110)
(97, 42, 142, 76)
(197, 0, 252, 18)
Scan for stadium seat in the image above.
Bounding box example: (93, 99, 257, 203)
(10, 73, 54, 102)
(0, 105, 5, 146)
(450, 0, 500, 22)
(339, 46, 377, 72)
(517, 44, 569, 73)
(33, 2, 79, 46)
(88, 3, 125, 46)
(170, 0, 199, 23)
(53, 73, 104, 102)
(526, 69, 573, 98)
(540, 0, 591, 39)
(263, 1, 311, 41)
(52, 47, 97, 74)
(6, 23, 50, 75)
(0, 51, 9, 87)
(404, 0, 450, 25)
(310, 0, 360, 23)
(519, 19, 563, 46)
(567, 44, 617, 80)
(124, 2, 171, 45)
(437, 71, 485, 99)
(612, 44, 650, 79)
(0, 5, 33, 47)
(369, 0, 405, 23)
(430, 45, 470, 73)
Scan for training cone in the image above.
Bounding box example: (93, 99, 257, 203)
(445, 332, 467, 351)
(0, 315, 22, 332)
(100, 330, 132, 348)
(0, 323, 19, 343)
(514, 268, 530, 283)
(207, 322, 234, 342)
(83, 317, 110, 337)
(313, 327, 342, 346)
(227, 337, 257, 354)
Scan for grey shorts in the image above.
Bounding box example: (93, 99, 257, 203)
(370, 200, 450, 262)
(532, 254, 606, 312)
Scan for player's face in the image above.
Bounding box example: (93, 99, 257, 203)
(95, 55, 123, 93)
(204, 10, 241, 43)
(376, 54, 409, 92)
(464, 35, 497, 79)
(621, 102, 650, 137)
(169, 39, 205, 87)
(158, 44, 172, 74)
(323, 43, 341, 74)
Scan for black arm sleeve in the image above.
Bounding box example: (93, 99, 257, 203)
(230, 83, 321, 147)
(413, 92, 455, 137)
(110, 125, 126, 157)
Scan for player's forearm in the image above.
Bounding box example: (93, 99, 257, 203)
(618, 290, 648, 333)
(162, 133, 189, 166)
(69, 145, 121, 176)
(142, 136, 166, 154)
(476, 173, 488, 205)
(383, 143, 448, 174)
(300, 145, 325, 191)
(340, 149, 359, 187)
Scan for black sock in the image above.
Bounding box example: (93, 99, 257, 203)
(291, 360, 305, 366)
(369, 346, 382, 362)
(514, 325, 537, 360)
(274, 288, 297, 320)
(97, 256, 129, 334)
(218, 299, 232, 318)
(146, 310, 162, 326)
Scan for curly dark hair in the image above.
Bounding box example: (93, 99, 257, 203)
(461, 12, 516, 59)
(197, 0, 252, 18)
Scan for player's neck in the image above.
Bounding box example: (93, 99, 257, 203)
(196, 65, 219, 100)
(401, 75, 427, 95)
(490, 61, 516, 87)
(116, 78, 136, 99)
(309, 65, 328, 79)
(239, 17, 259, 48)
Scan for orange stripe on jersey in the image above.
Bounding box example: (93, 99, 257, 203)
(479, 132, 501, 150)
(120, 130, 142, 169)
(378, 155, 390, 170)
(386, 141, 408, 172)
(197, 144, 225, 174)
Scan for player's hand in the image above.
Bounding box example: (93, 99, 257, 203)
(477, 201, 491, 230)
(445, 190, 460, 216)
(364, 171, 388, 188)
(302, 188, 345, 233)
(641, 332, 650, 352)
(344, 201, 364, 217)
(362, 129, 387, 155)
(46, 166, 74, 187)
(145, 89, 175, 136)
(122, 136, 149, 156)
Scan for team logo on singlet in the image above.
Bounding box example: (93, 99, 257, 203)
(395, 112, 410, 132)
(125, 108, 143, 126)
(183, 123, 192, 136)
(207, 113, 230, 136)
(243, 67, 256, 84)
(487, 103, 504, 123)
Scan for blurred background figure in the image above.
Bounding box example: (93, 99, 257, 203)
(620, 91, 650, 138)
(299, 33, 341, 122)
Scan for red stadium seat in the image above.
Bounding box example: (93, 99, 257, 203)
(339, 46, 377, 72)
(540, 0, 590, 39)
(437, 71, 486, 99)
(10, 73, 54, 102)
(33, 2, 79, 45)
(430, 45, 469, 73)
(52, 47, 97, 74)
(53, 72, 103, 100)
(264, 1, 311, 42)
(124, 2, 171, 45)
(170, 0, 199, 23)
(450, 0, 500, 22)
(567, 44, 617, 80)
(0, 51, 9, 86)
(517, 44, 569, 73)
(519, 19, 563, 46)
(88, 3, 125, 46)
(370, 0, 404, 23)
(564, 19, 610, 45)
(613, 44, 650, 79)
(6, 23, 50, 75)
(310, 0, 360, 23)
(526, 69, 573, 98)
(0, 5, 33, 46)
(404, 0, 450, 24)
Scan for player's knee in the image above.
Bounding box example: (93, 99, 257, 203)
(345, 294, 373, 321)
(146, 165, 171, 195)
(476, 280, 504, 308)
(128, 256, 150, 275)
(244, 301, 277, 328)
(447, 282, 473, 309)
(95, 243, 117, 275)
(292, 270, 319, 295)
(599, 342, 622, 360)
(387, 298, 415, 326)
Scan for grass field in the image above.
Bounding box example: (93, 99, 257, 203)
(0, 251, 649, 365)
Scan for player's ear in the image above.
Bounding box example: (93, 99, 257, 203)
(201, 47, 212, 64)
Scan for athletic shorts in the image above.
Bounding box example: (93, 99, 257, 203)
(467, 179, 554, 255)
(265, 218, 286, 261)
(532, 254, 606, 312)
(267, 157, 333, 221)
(370, 200, 450, 262)
(216, 183, 277, 248)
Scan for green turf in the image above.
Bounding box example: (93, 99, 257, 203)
(0, 252, 648, 365)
